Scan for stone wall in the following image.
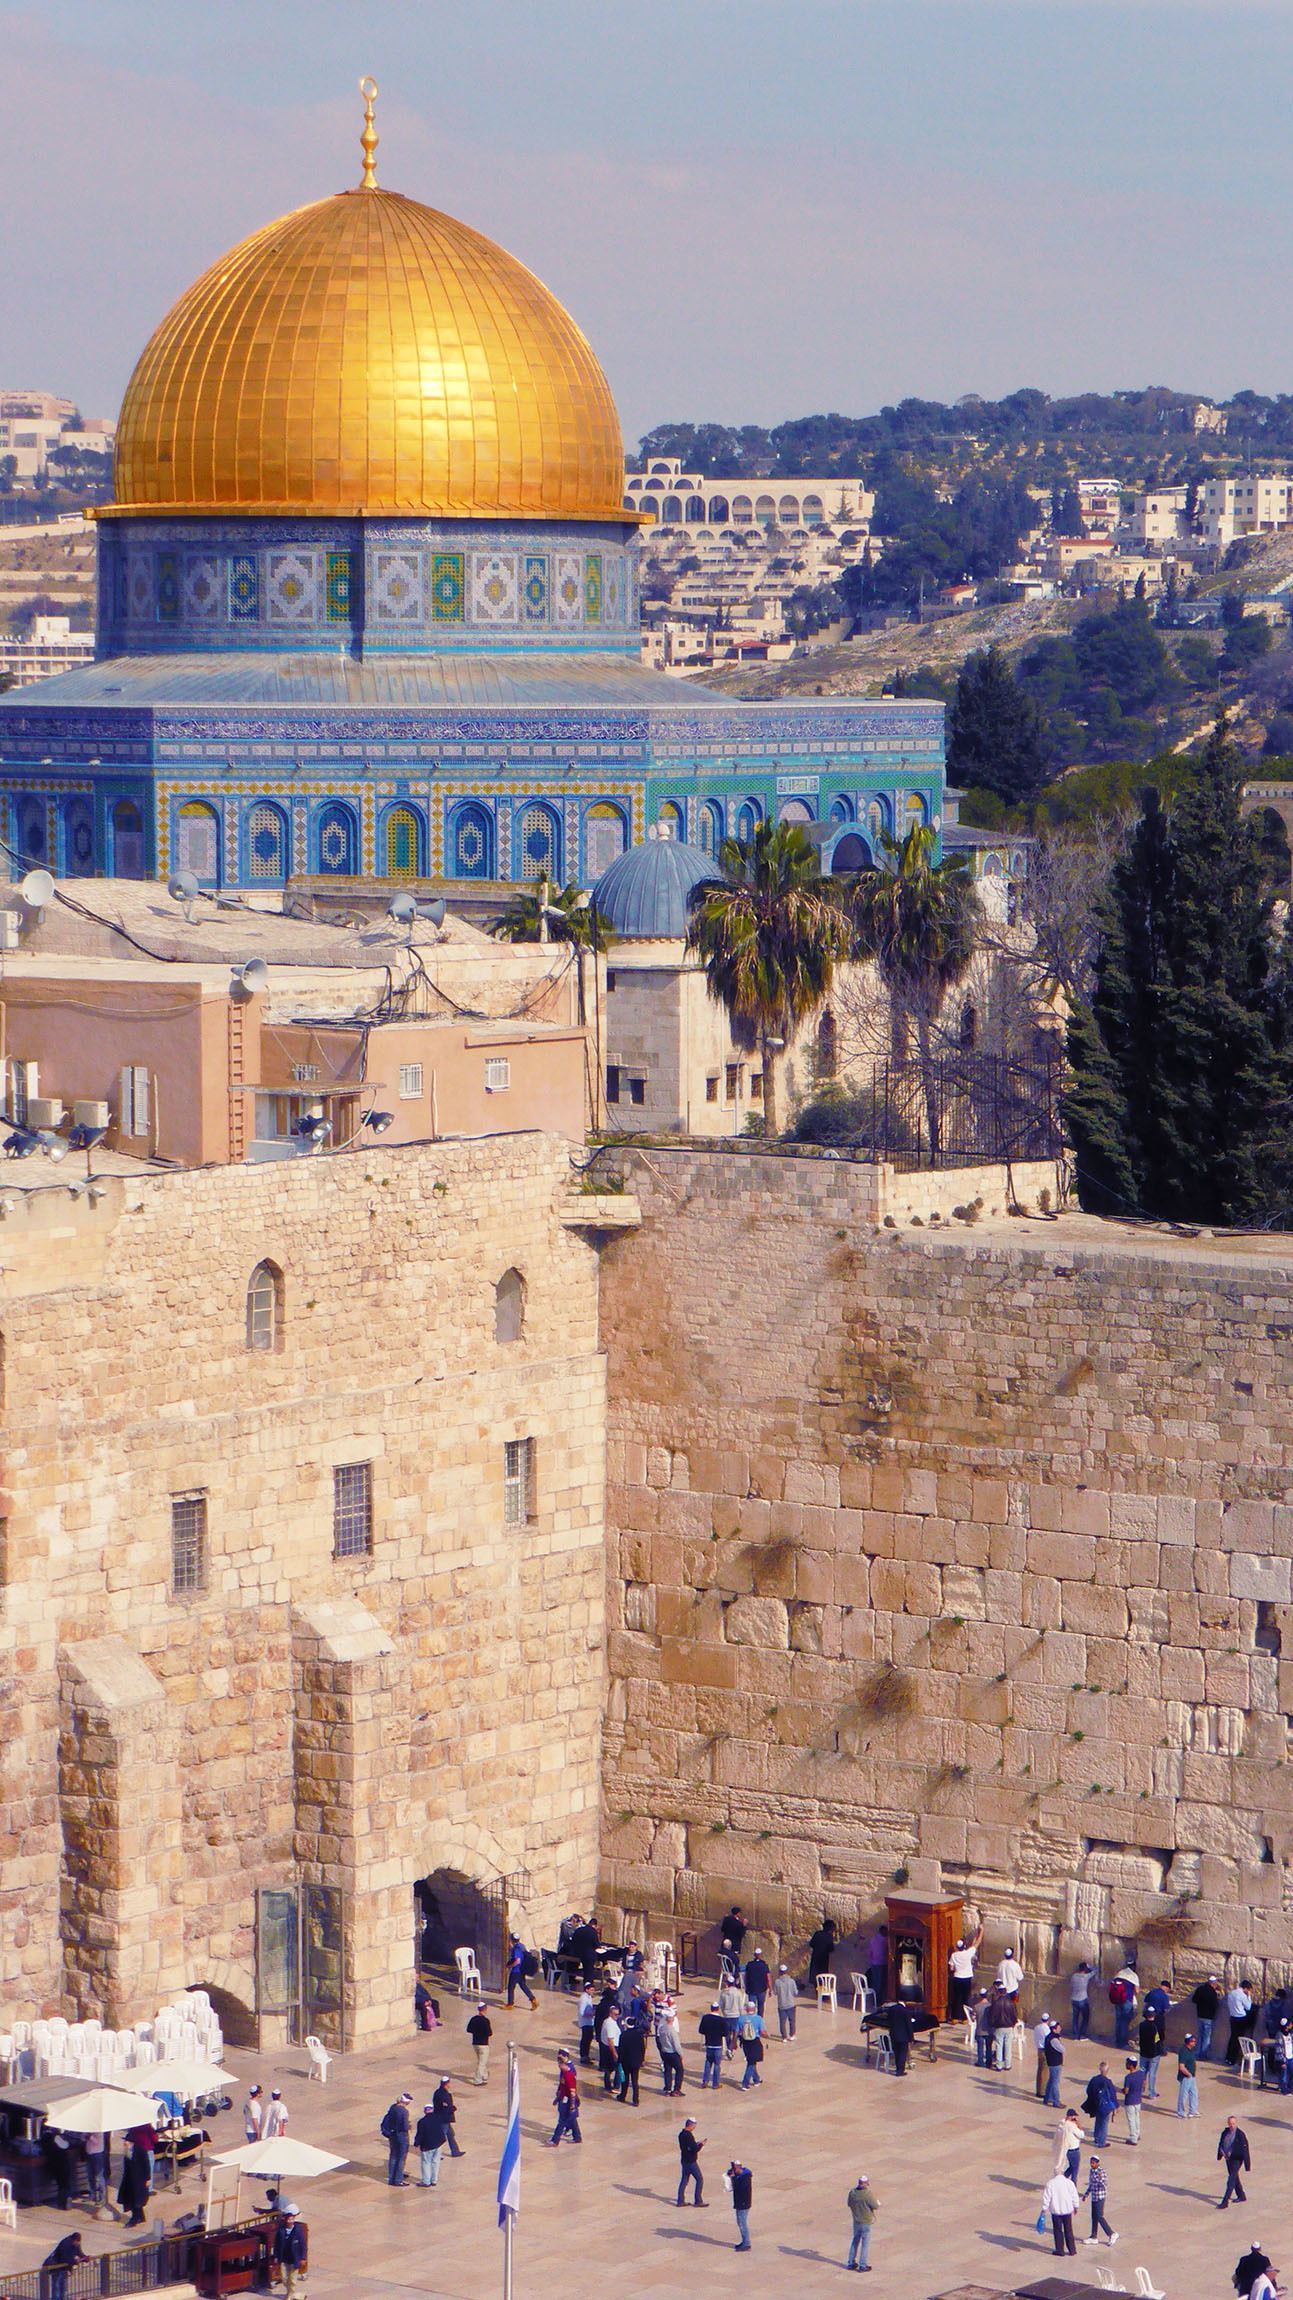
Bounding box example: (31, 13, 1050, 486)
(598, 1145, 1293, 1993)
(0, 1134, 609, 2044)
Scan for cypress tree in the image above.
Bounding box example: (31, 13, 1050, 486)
(1066, 724, 1293, 1224)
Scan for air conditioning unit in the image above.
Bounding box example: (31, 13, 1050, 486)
(72, 1100, 110, 1129)
(27, 1097, 64, 1129)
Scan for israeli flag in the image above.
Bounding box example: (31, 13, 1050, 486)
(497, 2050, 521, 2227)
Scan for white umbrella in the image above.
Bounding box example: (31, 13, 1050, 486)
(44, 2086, 158, 2135)
(212, 2137, 348, 2179)
(120, 2059, 234, 2097)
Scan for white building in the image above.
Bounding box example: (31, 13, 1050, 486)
(624, 457, 873, 533)
(0, 614, 95, 687)
(0, 411, 114, 482)
(1201, 475, 1293, 549)
(1129, 486, 1190, 545)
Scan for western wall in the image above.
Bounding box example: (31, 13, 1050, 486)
(598, 1145, 1293, 1989)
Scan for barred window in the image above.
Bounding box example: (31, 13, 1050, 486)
(171, 1492, 207, 1595)
(333, 1462, 373, 1557)
(398, 1064, 424, 1099)
(485, 1057, 511, 1093)
(503, 1439, 535, 1529)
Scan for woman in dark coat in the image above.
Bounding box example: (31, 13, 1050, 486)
(117, 2141, 150, 2228)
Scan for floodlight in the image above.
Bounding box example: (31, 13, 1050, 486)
(362, 1109, 394, 1133)
(38, 1131, 69, 1163)
(291, 1114, 332, 1148)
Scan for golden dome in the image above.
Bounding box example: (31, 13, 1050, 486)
(111, 183, 626, 521)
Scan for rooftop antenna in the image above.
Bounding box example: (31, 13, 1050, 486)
(359, 75, 379, 189)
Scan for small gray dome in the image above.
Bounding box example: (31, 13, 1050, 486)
(592, 837, 721, 938)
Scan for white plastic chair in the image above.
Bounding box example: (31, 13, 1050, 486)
(849, 1973, 870, 2011)
(1237, 2037, 1262, 2084)
(81, 2018, 102, 2045)
(135, 2039, 158, 2066)
(11, 2021, 32, 2052)
(0, 2175, 15, 2232)
(816, 1972, 838, 2008)
(455, 1947, 483, 1998)
(0, 2034, 14, 2083)
(874, 2031, 895, 2072)
(305, 2034, 331, 2085)
(46, 2016, 69, 2043)
(1134, 2272, 1164, 2300)
(962, 2009, 977, 2054)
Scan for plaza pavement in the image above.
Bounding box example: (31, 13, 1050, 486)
(1, 1985, 1281, 2298)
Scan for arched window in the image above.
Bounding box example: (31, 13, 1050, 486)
(778, 797, 812, 825)
(517, 803, 561, 882)
(316, 801, 358, 876)
(828, 795, 853, 825)
(698, 800, 723, 857)
(246, 800, 288, 883)
(802, 493, 825, 527)
(452, 802, 495, 880)
(176, 800, 221, 884)
(866, 797, 891, 846)
(731, 495, 753, 524)
(685, 494, 706, 523)
(755, 494, 777, 527)
(584, 802, 627, 882)
(707, 494, 730, 524)
(494, 1267, 525, 1345)
(959, 1001, 979, 1050)
(657, 801, 685, 841)
(384, 805, 424, 879)
(246, 1260, 283, 1352)
(816, 1008, 839, 1080)
(61, 794, 95, 875)
(112, 798, 146, 878)
(15, 795, 46, 863)
(904, 792, 929, 830)
(779, 495, 801, 526)
(735, 800, 762, 843)
(660, 496, 682, 523)
(830, 831, 873, 874)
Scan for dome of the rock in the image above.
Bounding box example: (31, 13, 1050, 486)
(112, 185, 625, 521)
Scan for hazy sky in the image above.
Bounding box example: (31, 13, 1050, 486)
(5, 0, 1293, 448)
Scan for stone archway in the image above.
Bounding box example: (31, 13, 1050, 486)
(410, 1823, 523, 1995)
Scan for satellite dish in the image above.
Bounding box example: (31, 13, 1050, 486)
(423, 896, 446, 928)
(230, 957, 268, 999)
(19, 868, 54, 911)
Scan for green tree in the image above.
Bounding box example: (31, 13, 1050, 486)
(685, 820, 848, 1137)
(1065, 723, 1293, 1223)
(946, 645, 1050, 804)
(848, 821, 982, 1154)
(493, 879, 606, 951)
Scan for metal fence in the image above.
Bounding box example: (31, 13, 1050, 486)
(865, 1048, 1066, 1168)
(2, 2231, 198, 2298)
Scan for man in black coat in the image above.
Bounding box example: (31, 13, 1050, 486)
(886, 1999, 914, 2077)
(719, 1907, 747, 1979)
(432, 2077, 464, 2158)
(808, 1918, 838, 1986)
(676, 2117, 707, 2208)
(272, 2204, 308, 2297)
(743, 1951, 771, 2018)
(616, 2013, 648, 2105)
(1218, 2116, 1252, 2207)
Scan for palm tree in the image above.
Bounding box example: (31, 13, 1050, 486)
(686, 819, 849, 1137)
(848, 821, 981, 1155)
(492, 879, 606, 953)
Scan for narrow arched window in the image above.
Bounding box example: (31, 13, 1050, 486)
(246, 1260, 283, 1352)
(494, 1268, 525, 1345)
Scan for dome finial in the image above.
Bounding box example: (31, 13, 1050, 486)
(358, 75, 379, 188)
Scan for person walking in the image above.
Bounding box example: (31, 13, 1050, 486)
(726, 2158, 753, 2252)
(117, 2138, 150, 2228)
(1056, 2108, 1084, 2182)
(467, 2004, 492, 2085)
(432, 2077, 464, 2158)
(1070, 1960, 1094, 2040)
(1081, 2155, 1118, 2247)
(1042, 2021, 1065, 2108)
(380, 2093, 412, 2186)
(576, 1986, 597, 2067)
(506, 1936, 538, 2010)
(1138, 2007, 1164, 2102)
(243, 2085, 264, 2142)
(719, 1973, 745, 2056)
(1193, 1976, 1221, 2061)
(1122, 2058, 1145, 2144)
(676, 2118, 707, 2207)
(655, 1997, 685, 2096)
(1177, 2032, 1200, 2119)
(262, 2090, 288, 2141)
(846, 2172, 879, 2273)
(699, 2000, 726, 2089)
(1042, 2169, 1079, 2257)
(773, 1964, 799, 2040)
(738, 2001, 765, 2089)
(83, 2131, 110, 2214)
(1083, 2063, 1118, 2149)
(744, 1948, 771, 2019)
(549, 2050, 582, 2145)
(1218, 2116, 1251, 2208)
(414, 2099, 447, 2187)
(272, 2203, 308, 2298)
(617, 2011, 648, 2105)
(600, 2006, 622, 2094)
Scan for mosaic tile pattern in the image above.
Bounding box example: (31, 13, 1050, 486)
(267, 550, 320, 624)
(182, 556, 223, 622)
(229, 554, 259, 621)
(554, 553, 583, 626)
(372, 550, 423, 623)
(601, 555, 622, 626)
(128, 553, 153, 620)
(584, 554, 602, 624)
(470, 551, 520, 623)
(431, 552, 465, 622)
(157, 551, 179, 623)
(523, 555, 548, 623)
(326, 551, 353, 624)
